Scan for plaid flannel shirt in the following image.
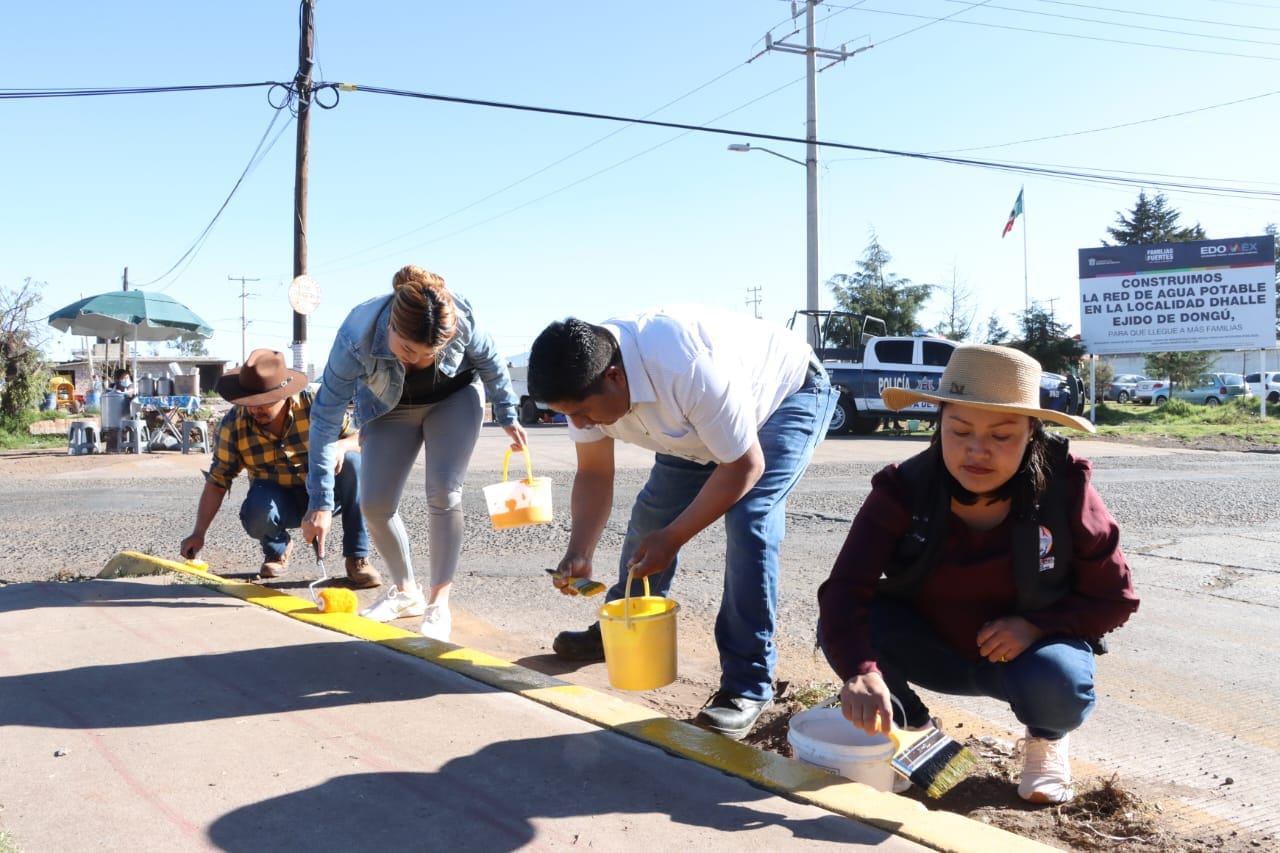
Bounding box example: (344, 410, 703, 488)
(207, 387, 353, 491)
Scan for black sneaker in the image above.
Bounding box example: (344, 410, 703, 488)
(552, 622, 605, 662)
(695, 691, 773, 740)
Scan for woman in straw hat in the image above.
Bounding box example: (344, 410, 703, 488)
(303, 265, 528, 642)
(817, 344, 1139, 804)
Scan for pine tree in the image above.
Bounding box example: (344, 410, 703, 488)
(825, 232, 932, 346)
(1104, 190, 1205, 246)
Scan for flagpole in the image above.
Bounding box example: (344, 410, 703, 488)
(1022, 188, 1029, 314)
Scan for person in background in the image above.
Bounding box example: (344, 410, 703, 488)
(180, 348, 379, 588)
(302, 265, 527, 642)
(109, 368, 135, 398)
(817, 344, 1139, 804)
(527, 307, 837, 740)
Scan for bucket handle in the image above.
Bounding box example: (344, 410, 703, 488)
(622, 568, 651, 631)
(501, 446, 535, 483)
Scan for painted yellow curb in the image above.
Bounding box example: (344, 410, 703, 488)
(99, 550, 1054, 852)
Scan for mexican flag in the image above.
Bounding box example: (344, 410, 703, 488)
(1001, 188, 1024, 238)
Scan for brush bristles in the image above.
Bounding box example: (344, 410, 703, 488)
(892, 729, 978, 798)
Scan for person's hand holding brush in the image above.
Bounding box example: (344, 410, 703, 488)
(838, 671, 895, 736)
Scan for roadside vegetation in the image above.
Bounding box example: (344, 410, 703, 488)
(1088, 397, 1280, 449)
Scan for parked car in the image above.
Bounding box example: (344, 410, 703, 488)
(1133, 378, 1169, 405)
(1104, 373, 1146, 403)
(1138, 373, 1251, 406)
(1244, 371, 1280, 404)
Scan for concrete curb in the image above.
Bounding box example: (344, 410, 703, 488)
(100, 550, 1055, 853)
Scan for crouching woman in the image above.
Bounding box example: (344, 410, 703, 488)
(817, 344, 1139, 803)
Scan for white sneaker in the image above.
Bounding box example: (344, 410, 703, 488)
(419, 602, 451, 642)
(360, 585, 427, 622)
(1017, 731, 1074, 804)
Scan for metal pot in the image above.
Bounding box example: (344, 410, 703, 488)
(100, 390, 128, 430)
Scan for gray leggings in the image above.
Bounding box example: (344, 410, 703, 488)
(358, 381, 483, 590)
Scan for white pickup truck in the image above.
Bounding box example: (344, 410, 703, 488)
(789, 311, 957, 435)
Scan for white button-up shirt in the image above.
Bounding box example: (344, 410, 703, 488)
(567, 306, 813, 464)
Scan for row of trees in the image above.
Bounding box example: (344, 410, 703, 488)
(822, 191, 1280, 382)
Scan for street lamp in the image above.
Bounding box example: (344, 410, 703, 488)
(727, 142, 806, 167)
(728, 142, 821, 348)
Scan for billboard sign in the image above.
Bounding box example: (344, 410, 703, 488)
(1079, 235, 1276, 355)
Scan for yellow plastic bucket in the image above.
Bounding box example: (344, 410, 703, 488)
(598, 574, 679, 691)
(482, 447, 553, 530)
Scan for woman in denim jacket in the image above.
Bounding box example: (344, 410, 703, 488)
(303, 265, 527, 640)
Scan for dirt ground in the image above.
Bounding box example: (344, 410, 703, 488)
(3, 438, 1277, 852)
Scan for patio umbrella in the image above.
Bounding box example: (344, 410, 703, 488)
(48, 289, 213, 378)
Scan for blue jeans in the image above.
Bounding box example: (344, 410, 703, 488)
(607, 366, 837, 701)
(853, 597, 1096, 739)
(240, 451, 369, 560)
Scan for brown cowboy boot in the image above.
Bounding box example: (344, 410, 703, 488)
(344, 557, 382, 589)
(260, 540, 294, 578)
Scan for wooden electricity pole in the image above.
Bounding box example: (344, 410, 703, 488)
(291, 0, 315, 371)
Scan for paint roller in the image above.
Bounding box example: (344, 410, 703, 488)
(309, 540, 358, 614)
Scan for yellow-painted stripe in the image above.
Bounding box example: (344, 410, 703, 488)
(100, 550, 1053, 852)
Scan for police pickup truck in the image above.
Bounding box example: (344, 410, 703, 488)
(789, 311, 957, 436)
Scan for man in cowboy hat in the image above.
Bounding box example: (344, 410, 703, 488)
(180, 348, 380, 587)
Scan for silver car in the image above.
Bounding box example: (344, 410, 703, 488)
(1104, 373, 1146, 403)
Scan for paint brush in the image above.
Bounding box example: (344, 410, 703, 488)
(545, 569, 606, 597)
(888, 724, 978, 798)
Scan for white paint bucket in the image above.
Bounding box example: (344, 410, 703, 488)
(787, 707, 896, 791)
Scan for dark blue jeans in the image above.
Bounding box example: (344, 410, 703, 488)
(606, 366, 838, 701)
(240, 451, 368, 560)
(825, 597, 1096, 739)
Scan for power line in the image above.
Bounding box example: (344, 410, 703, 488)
(1028, 0, 1280, 34)
(341, 82, 1280, 200)
(138, 106, 295, 291)
(0, 82, 274, 99)
(933, 0, 1280, 47)
(832, 5, 1280, 61)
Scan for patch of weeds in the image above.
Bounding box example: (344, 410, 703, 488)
(0, 829, 20, 853)
(790, 680, 840, 708)
(50, 569, 94, 583)
(1052, 775, 1164, 850)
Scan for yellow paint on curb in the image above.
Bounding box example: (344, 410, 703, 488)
(99, 550, 1054, 852)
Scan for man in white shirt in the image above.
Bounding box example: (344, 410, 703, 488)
(527, 306, 837, 739)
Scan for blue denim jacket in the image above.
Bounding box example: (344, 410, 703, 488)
(307, 292, 519, 509)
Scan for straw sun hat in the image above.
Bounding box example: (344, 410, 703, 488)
(881, 344, 1095, 433)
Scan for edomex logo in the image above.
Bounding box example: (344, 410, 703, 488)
(1200, 241, 1258, 257)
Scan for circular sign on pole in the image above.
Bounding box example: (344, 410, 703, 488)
(288, 274, 321, 315)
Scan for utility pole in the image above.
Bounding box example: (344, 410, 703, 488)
(291, 0, 315, 373)
(228, 275, 260, 363)
(745, 286, 763, 319)
(759, 0, 866, 349)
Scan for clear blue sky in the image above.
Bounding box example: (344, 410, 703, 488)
(6, 1, 1278, 371)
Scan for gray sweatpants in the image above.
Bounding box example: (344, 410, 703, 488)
(358, 381, 483, 590)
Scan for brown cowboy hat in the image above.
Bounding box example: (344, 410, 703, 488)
(215, 348, 308, 406)
(881, 344, 1095, 433)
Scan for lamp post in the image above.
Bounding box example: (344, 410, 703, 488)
(728, 142, 820, 348)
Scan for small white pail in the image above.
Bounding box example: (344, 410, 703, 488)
(787, 707, 896, 791)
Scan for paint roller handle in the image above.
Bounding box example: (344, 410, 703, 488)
(302, 508, 332, 557)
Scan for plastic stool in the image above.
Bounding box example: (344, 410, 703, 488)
(67, 421, 102, 455)
(119, 419, 151, 454)
(181, 420, 210, 454)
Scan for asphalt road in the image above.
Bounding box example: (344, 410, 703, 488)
(2, 426, 1278, 837)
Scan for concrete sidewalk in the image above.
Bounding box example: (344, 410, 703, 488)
(0, 562, 1051, 852)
